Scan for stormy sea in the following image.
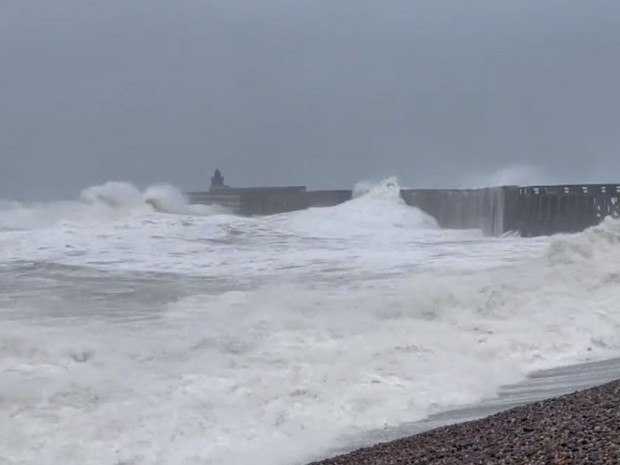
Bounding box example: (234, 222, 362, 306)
(2, 179, 620, 465)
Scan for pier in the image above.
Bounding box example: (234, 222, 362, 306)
(186, 171, 620, 237)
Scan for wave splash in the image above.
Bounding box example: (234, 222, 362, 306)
(2, 195, 620, 464)
(80, 181, 227, 216)
(0, 182, 228, 231)
(274, 177, 439, 237)
(4, 219, 620, 465)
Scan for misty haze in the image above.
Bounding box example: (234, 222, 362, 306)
(2, 1, 620, 199)
(3, 2, 620, 465)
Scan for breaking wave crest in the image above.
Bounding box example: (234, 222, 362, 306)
(2, 185, 620, 465)
(352, 176, 404, 200)
(274, 177, 438, 237)
(545, 216, 620, 265)
(399, 217, 620, 371)
(3, 217, 620, 465)
(0, 181, 228, 231)
(80, 181, 228, 216)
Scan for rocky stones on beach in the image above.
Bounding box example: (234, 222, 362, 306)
(307, 380, 620, 465)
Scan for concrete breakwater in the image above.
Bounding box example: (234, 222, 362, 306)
(186, 171, 620, 237)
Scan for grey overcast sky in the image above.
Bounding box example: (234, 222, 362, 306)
(1, 0, 620, 199)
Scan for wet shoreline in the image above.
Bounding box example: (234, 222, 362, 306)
(308, 378, 620, 464)
(307, 358, 620, 464)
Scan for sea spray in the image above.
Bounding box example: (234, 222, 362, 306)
(2, 179, 620, 465)
(0, 181, 229, 231)
(273, 177, 438, 237)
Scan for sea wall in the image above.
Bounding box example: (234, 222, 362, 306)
(187, 190, 242, 213)
(187, 186, 307, 215)
(399, 185, 620, 236)
(306, 190, 353, 207)
(513, 184, 620, 237)
(400, 187, 517, 236)
(235, 187, 308, 216)
(186, 183, 620, 237)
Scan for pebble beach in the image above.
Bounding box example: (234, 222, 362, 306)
(308, 379, 620, 465)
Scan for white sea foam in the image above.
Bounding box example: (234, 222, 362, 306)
(79, 180, 147, 209)
(0, 182, 227, 232)
(270, 177, 438, 238)
(1, 179, 620, 465)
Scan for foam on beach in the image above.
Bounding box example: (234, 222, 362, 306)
(307, 378, 620, 465)
(2, 180, 620, 465)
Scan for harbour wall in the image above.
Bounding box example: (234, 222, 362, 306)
(186, 183, 620, 237)
(399, 187, 517, 236)
(513, 184, 620, 237)
(187, 186, 308, 216)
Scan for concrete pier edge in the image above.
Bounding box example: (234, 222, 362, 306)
(187, 171, 620, 237)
